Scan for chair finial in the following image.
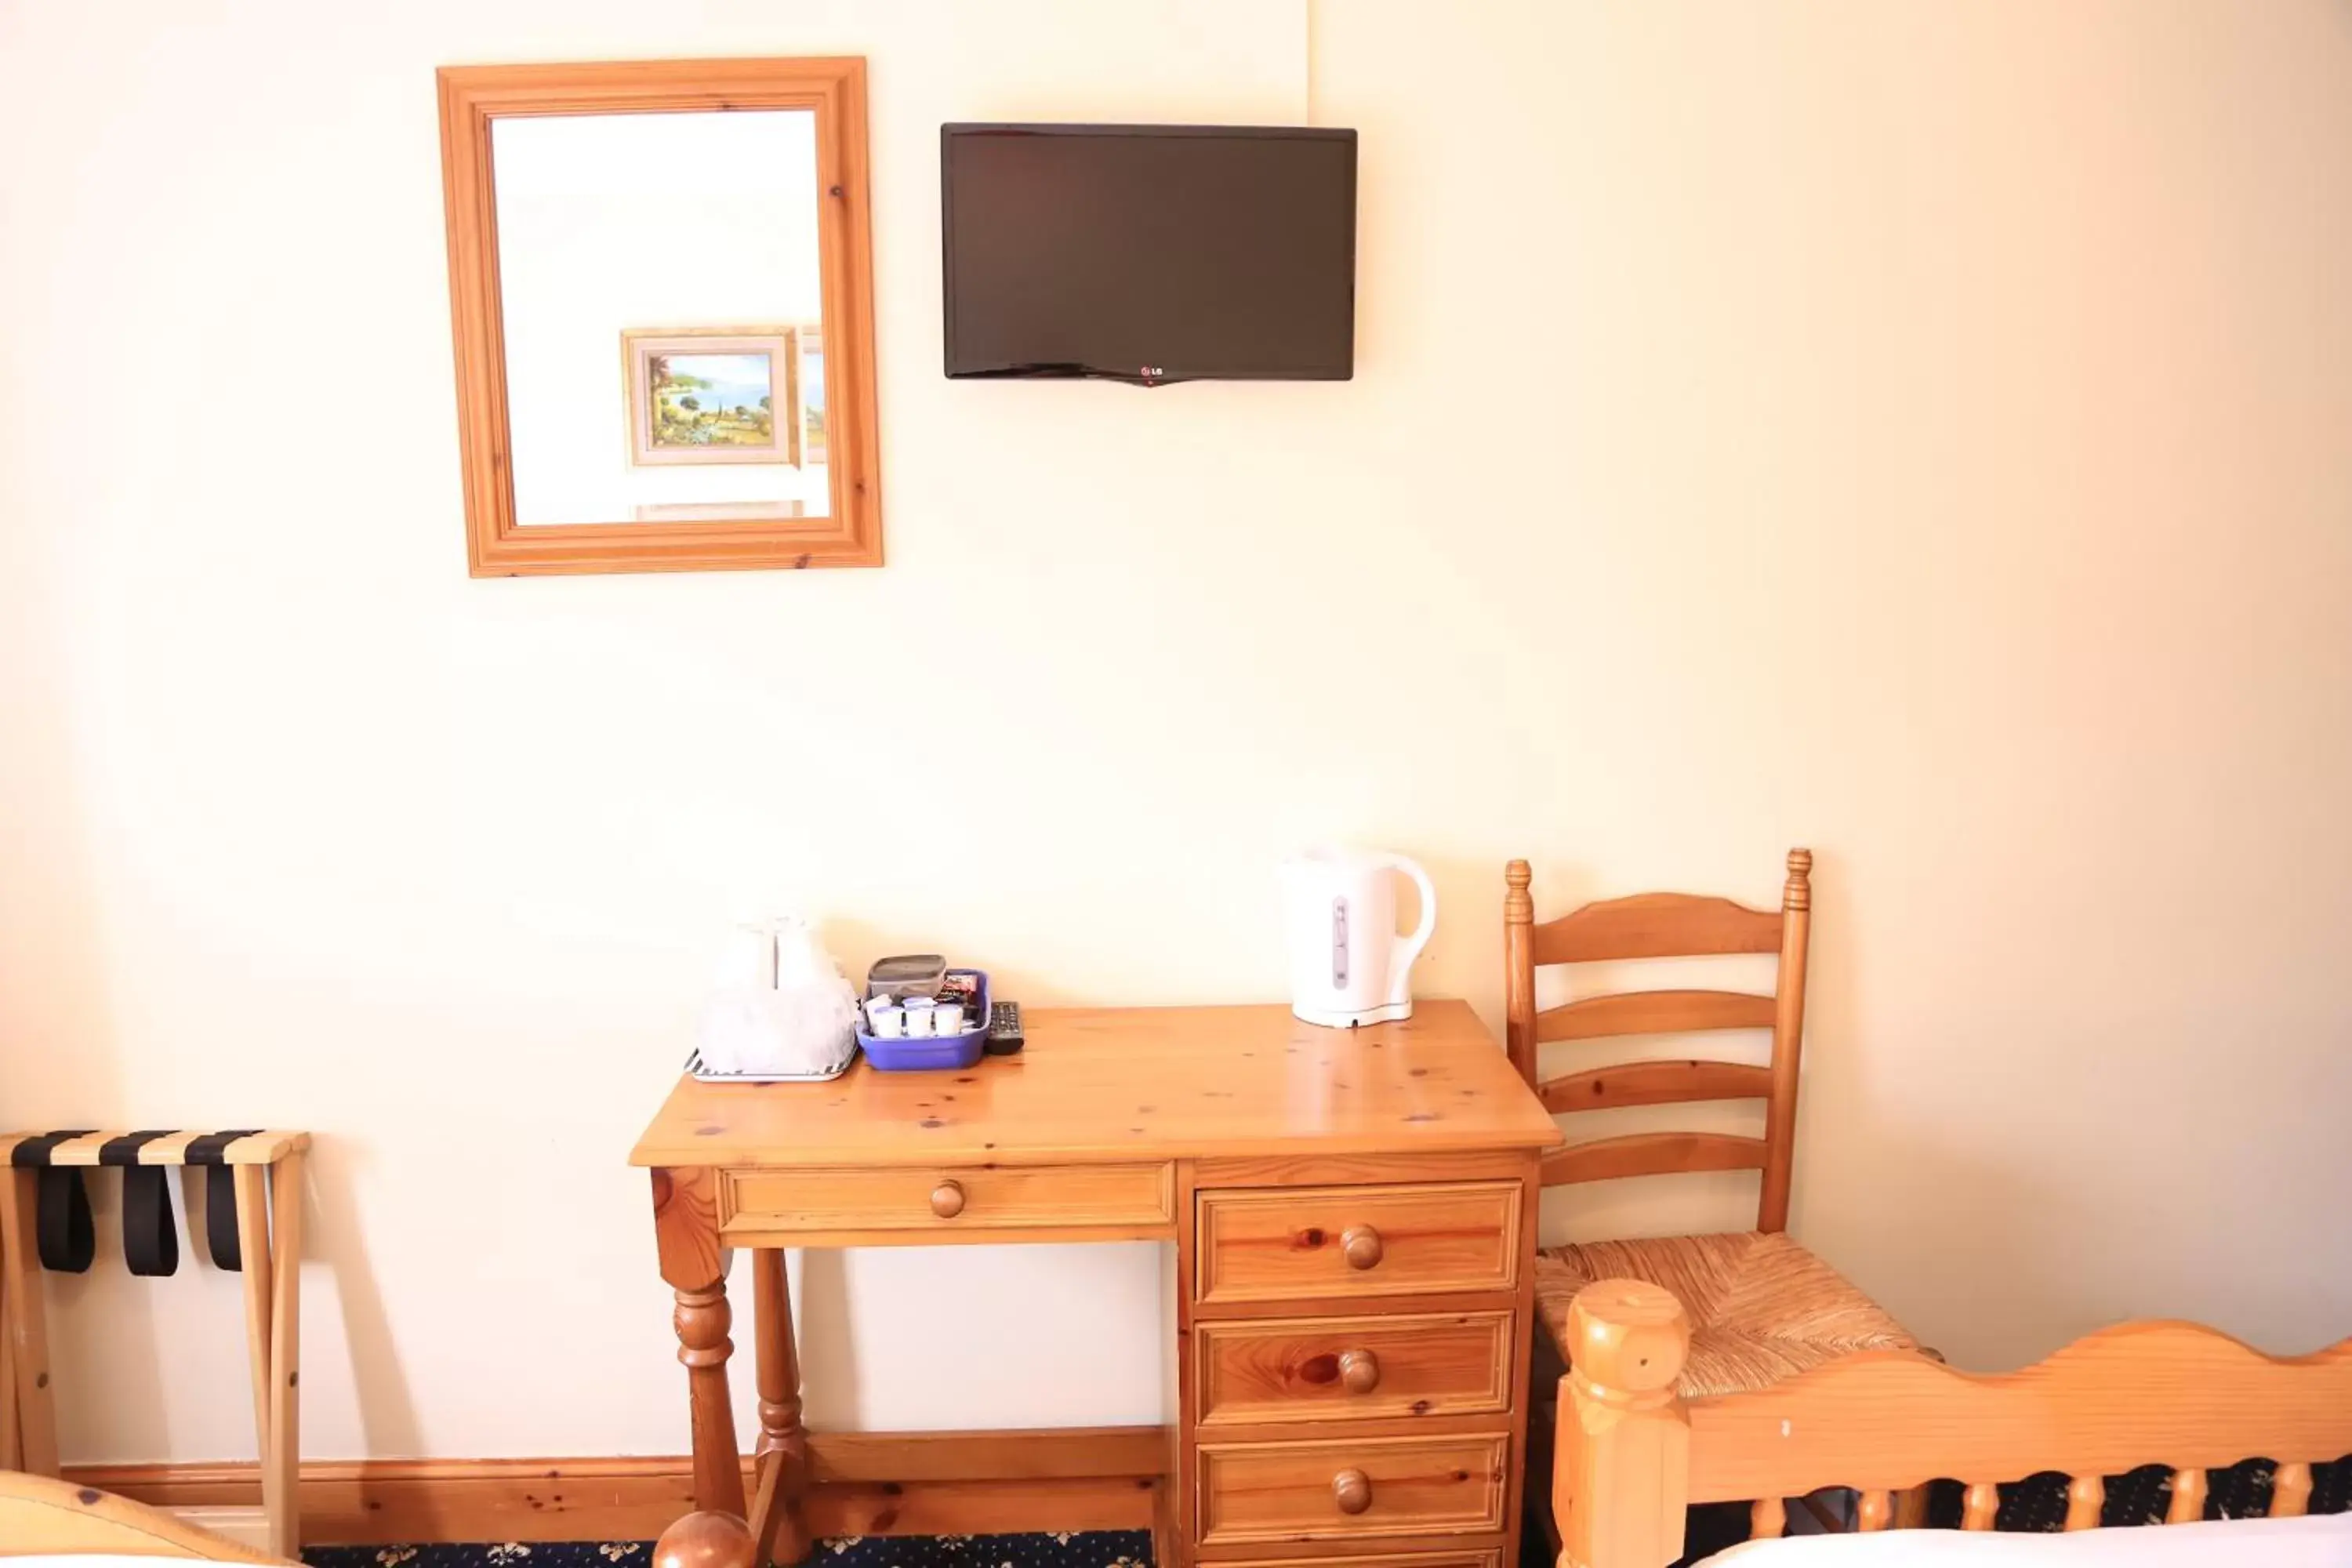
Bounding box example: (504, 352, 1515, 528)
(1784, 848, 1812, 912)
(1504, 859, 1533, 924)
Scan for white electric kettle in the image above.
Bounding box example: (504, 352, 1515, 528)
(1279, 848, 1439, 1029)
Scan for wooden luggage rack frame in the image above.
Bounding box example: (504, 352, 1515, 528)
(0, 1130, 307, 1559)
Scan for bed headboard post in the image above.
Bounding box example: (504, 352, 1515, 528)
(1556, 1279, 1691, 1568)
(655, 1508, 757, 1568)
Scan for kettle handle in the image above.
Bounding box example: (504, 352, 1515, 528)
(1374, 854, 1438, 1007)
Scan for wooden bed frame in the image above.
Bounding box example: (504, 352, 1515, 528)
(1553, 1278, 2352, 1566)
(0, 1470, 281, 1560)
(38, 1277, 2323, 1568)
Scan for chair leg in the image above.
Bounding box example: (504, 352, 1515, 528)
(1527, 1385, 1563, 1559)
(1796, 1494, 1846, 1533)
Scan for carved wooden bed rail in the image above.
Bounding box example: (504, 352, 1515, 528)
(0, 1470, 281, 1560)
(1555, 1278, 2352, 1568)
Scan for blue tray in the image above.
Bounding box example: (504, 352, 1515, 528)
(859, 970, 989, 1072)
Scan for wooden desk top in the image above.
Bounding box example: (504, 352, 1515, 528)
(630, 1000, 1561, 1169)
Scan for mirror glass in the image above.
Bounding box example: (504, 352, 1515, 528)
(491, 110, 828, 528)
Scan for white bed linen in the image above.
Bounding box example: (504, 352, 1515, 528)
(1703, 1513, 2352, 1565)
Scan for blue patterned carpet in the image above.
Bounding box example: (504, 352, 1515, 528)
(297, 1465, 2352, 1568)
(303, 1531, 1155, 1568)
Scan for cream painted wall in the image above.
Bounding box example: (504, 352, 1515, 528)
(0, 0, 2347, 1465)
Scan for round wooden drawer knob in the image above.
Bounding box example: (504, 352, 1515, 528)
(1332, 1468, 1373, 1515)
(931, 1180, 966, 1218)
(1341, 1225, 1384, 1270)
(1338, 1348, 1381, 1394)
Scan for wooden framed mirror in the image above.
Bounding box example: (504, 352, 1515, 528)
(437, 58, 881, 575)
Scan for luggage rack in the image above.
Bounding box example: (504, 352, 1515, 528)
(1, 1128, 308, 1558)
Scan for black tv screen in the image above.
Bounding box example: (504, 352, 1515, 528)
(941, 124, 1356, 383)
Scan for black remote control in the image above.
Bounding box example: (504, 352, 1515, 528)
(985, 1000, 1025, 1055)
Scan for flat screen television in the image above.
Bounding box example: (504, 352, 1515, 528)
(941, 123, 1357, 384)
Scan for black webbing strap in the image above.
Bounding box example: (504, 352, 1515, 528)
(186, 1130, 262, 1272)
(100, 1131, 178, 1276)
(8, 1130, 94, 1167)
(12, 1131, 97, 1272)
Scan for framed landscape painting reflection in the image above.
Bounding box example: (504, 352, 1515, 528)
(623, 327, 801, 467)
(801, 324, 827, 463)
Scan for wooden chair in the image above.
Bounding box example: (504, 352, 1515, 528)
(1505, 851, 1920, 1534)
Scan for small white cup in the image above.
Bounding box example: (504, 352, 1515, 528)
(869, 1004, 906, 1038)
(931, 1005, 965, 1037)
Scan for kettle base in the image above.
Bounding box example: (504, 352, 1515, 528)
(1290, 999, 1416, 1029)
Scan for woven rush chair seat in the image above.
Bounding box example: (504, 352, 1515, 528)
(1534, 1230, 1918, 1399)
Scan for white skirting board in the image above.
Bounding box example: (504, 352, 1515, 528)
(170, 1503, 270, 1552)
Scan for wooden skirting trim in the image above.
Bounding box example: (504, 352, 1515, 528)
(804, 1425, 1164, 1483)
(67, 1427, 1167, 1545)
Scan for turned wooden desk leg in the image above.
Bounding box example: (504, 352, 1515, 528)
(655, 1168, 749, 1521)
(675, 1281, 745, 1518)
(751, 1247, 811, 1566)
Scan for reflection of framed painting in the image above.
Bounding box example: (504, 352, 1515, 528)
(798, 325, 827, 464)
(621, 326, 800, 467)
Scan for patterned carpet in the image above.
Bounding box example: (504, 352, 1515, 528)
(303, 1531, 1155, 1568)
(296, 1464, 2352, 1568)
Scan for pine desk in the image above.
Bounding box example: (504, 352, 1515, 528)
(629, 1000, 1561, 1568)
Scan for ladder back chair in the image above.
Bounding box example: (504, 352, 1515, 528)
(1504, 850, 1917, 1405)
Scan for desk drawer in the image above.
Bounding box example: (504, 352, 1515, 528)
(723, 1163, 1174, 1239)
(1196, 1432, 1510, 1546)
(1196, 1311, 1514, 1427)
(1194, 1182, 1521, 1306)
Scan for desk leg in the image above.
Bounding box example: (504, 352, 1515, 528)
(751, 1247, 811, 1566)
(655, 1169, 747, 1521)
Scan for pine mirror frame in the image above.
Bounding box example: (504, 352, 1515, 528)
(437, 57, 883, 575)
